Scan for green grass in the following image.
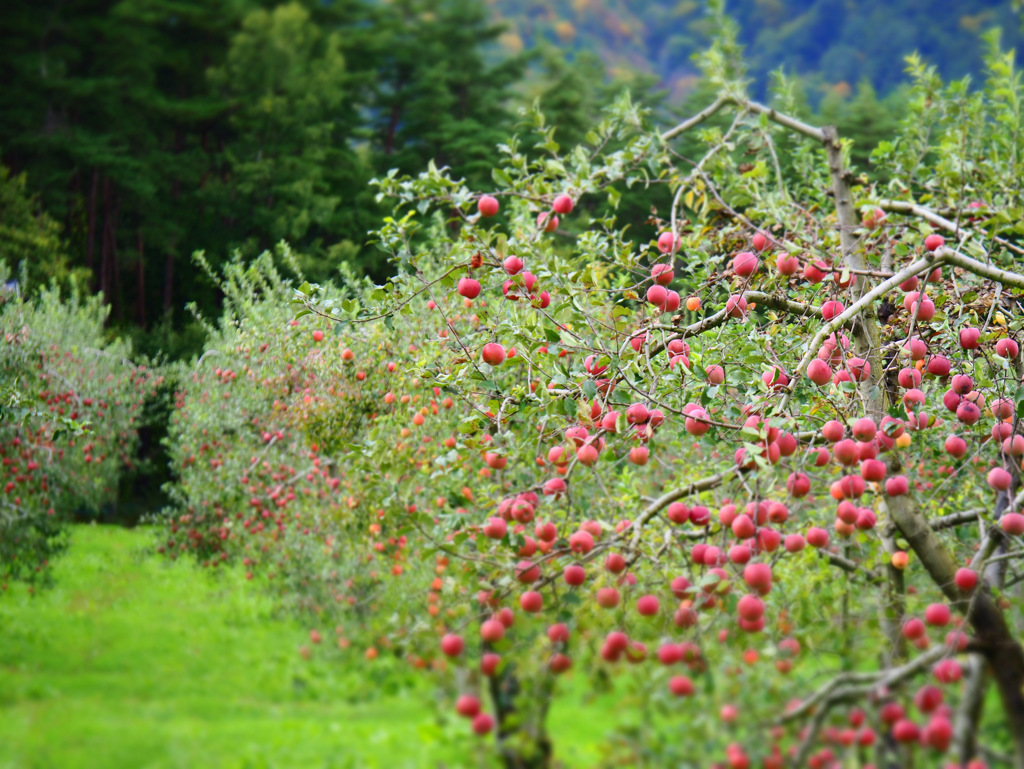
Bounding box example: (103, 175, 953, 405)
(0, 525, 622, 769)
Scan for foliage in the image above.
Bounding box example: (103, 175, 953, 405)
(0, 265, 158, 585)
(0, 165, 80, 291)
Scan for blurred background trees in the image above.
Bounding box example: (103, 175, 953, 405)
(1, 0, 1020, 355)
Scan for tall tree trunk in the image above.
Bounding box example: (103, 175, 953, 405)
(111, 193, 122, 323)
(100, 176, 113, 300)
(384, 85, 403, 156)
(136, 229, 146, 327)
(163, 253, 174, 314)
(87, 169, 99, 289)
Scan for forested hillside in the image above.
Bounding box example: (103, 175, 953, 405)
(491, 0, 1024, 98)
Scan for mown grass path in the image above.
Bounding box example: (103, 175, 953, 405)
(0, 526, 615, 769)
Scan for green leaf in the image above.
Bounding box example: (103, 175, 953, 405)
(492, 168, 513, 188)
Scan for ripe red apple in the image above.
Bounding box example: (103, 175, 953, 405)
(863, 207, 886, 228)
(987, 467, 1012, 491)
(651, 263, 674, 285)
(483, 517, 507, 539)
(822, 420, 845, 443)
(548, 653, 571, 674)
(456, 694, 481, 718)
(646, 284, 668, 308)
(892, 719, 919, 743)
(515, 560, 541, 583)
(732, 252, 759, 277)
(547, 623, 570, 643)
(520, 590, 543, 612)
(569, 530, 594, 554)
(959, 327, 981, 349)
(472, 713, 495, 735)
(806, 527, 829, 549)
(657, 232, 680, 254)
(669, 675, 694, 696)
(924, 603, 950, 626)
(481, 343, 505, 366)
(666, 502, 690, 524)
(737, 594, 764, 622)
(503, 256, 524, 275)
(776, 253, 800, 275)
(596, 587, 620, 608)
(821, 300, 845, 321)
(955, 567, 978, 591)
(924, 234, 945, 251)
(478, 195, 499, 217)
(552, 194, 574, 214)
(480, 619, 505, 642)
(903, 617, 926, 640)
(803, 260, 829, 283)
(898, 367, 922, 388)
(807, 358, 832, 386)
(637, 595, 660, 616)
(458, 277, 481, 299)
(440, 633, 465, 657)
(725, 294, 748, 318)
(731, 514, 755, 539)
(605, 553, 626, 573)
(1001, 512, 1024, 535)
(576, 443, 599, 466)
(537, 212, 559, 232)
(914, 684, 943, 713)
(786, 472, 810, 497)
(563, 564, 586, 586)
(743, 563, 772, 594)
(996, 338, 1020, 358)
(884, 475, 909, 496)
(481, 652, 501, 676)
(944, 435, 967, 459)
(752, 232, 769, 252)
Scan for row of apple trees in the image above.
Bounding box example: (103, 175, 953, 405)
(0, 263, 160, 587)
(161, 37, 1024, 769)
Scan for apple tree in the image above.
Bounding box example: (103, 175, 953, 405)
(0, 264, 158, 587)
(288, 33, 1024, 769)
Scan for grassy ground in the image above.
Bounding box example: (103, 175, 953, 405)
(0, 525, 621, 769)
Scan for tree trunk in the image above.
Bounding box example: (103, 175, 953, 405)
(163, 253, 174, 314)
(820, 121, 1024, 769)
(136, 229, 146, 327)
(485, 657, 552, 769)
(884, 466, 1024, 768)
(87, 169, 99, 288)
(111, 193, 123, 323)
(100, 176, 113, 300)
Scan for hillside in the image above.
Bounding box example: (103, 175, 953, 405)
(489, 0, 1024, 99)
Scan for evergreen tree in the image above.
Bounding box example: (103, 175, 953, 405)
(370, 0, 527, 186)
(203, 2, 375, 279)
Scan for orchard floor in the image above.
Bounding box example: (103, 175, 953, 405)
(0, 525, 624, 769)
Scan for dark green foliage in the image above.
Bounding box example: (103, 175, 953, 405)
(0, 0, 528, 350)
(367, 0, 528, 185)
(0, 166, 79, 290)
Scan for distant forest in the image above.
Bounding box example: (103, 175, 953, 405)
(491, 0, 1024, 100)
